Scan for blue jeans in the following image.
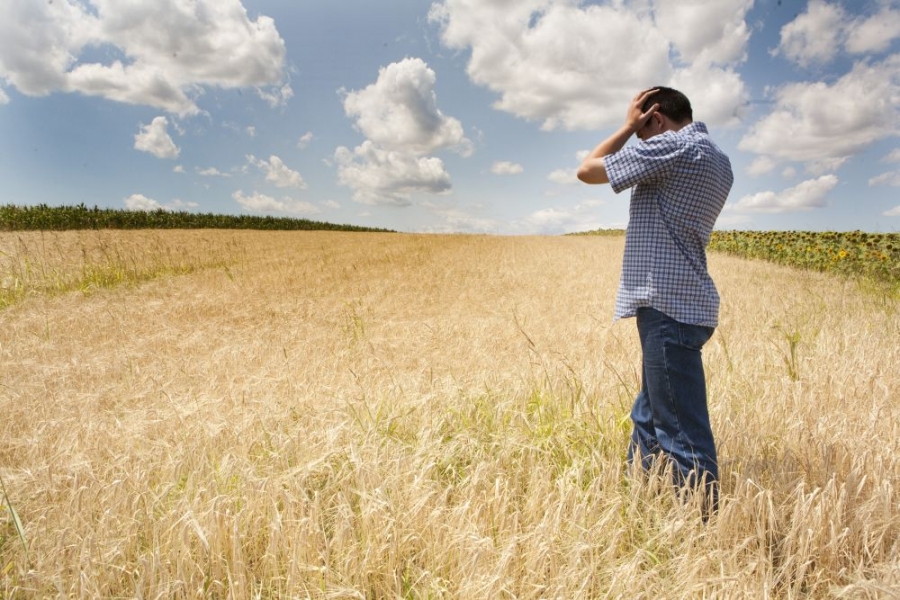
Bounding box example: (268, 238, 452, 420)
(627, 307, 718, 495)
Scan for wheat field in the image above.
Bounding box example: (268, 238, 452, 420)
(1, 230, 898, 598)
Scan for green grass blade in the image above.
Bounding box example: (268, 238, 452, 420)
(0, 474, 27, 553)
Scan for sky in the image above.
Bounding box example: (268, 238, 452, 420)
(1, 0, 899, 235)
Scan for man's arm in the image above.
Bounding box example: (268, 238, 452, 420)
(576, 89, 659, 185)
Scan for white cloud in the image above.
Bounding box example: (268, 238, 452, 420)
(738, 55, 900, 169)
(491, 161, 523, 175)
(429, 0, 751, 130)
(747, 156, 776, 176)
(0, 0, 287, 116)
(124, 193, 163, 211)
(0, 86, 8, 105)
(883, 148, 900, 163)
(343, 57, 470, 155)
(321, 200, 341, 209)
(134, 116, 180, 159)
(197, 167, 230, 177)
(167, 199, 199, 210)
(884, 205, 900, 216)
(336, 58, 465, 206)
(421, 205, 499, 234)
(424, 198, 609, 235)
(256, 83, 293, 108)
(776, 1, 900, 68)
(869, 171, 900, 187)
(246, 126, 256, 138)
(775, 0, 847, 68)
(845, 5, 900, 55)
(653, 0, 752, 66)
(547, 168, 577, 185)
(173, 165, 185, 173)
(124, 193, 197, 211)
(247, 154, 306, 189)
(730, 175, 838, 213)
(297, 131, 314, 149)
(670, 63, 747, 126)
(232, 190, 321, 216)
(516, 200, 605, 235)
(715, 209, 752, 229)
(334, 141, 451, 206)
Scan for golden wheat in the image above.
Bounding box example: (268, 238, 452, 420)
(1, 230, 897, 598)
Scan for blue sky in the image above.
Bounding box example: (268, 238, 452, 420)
(1, 0, 899, 234)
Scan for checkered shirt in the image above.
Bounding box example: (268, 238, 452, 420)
(604, 122, 733, 327)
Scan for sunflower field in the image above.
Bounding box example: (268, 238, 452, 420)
(708, 230, 900, 287)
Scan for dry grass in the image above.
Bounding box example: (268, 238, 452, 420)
(1, 230, 898, 598)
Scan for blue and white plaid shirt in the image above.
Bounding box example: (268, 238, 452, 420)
(604, 122, 733, 327)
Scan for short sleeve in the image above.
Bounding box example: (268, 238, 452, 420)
(605, 134, 686, 194)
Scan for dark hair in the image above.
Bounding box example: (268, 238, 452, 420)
(642, 86, 692, 124)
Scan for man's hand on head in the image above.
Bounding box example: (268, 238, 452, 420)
(626, 88, 660, 134)
(576, 88, 661, 185)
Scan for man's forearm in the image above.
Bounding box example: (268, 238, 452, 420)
(576, 124, 636, 184)
(588, 124, 637, 161)
(577, 88, 659, 185)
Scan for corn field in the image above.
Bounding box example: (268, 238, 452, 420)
(0, 204, 391, 233)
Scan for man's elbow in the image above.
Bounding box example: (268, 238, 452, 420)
(577, 162, 609, 185)
(576, 166, 591, 183)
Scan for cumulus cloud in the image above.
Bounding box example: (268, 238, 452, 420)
(491, 161, 523, 175)
(197, 167, 230, 177)
(869, 150, 900, 186)
(337, 58, 465, 206)
(883, 149, 900, 163)
(0, 0, 287, 116)
(134, 116, 180, 159)
(884, 205, 900, 216)
(869, 171, 900, 187)
(297, 131, 314, 149)
(654, 0, 751, 66)
(738, 55, 900, 170)
(747, 156, 776, 176)
(421, 204, 499, 234)
(232, 190, 321, 215)
(730, 175, 838, 213)
(547, 168, 578, 185)
(775, 0, 900, 68)
(124, 193, 162, 211)
(428, 0, 752, 130)
(774, 1, 846, 67)
(421, 199, 608, 234)
(124, 193, 197, 211)
(247, 154, 306, 188)
(343, 57, 471, 155)
(0, 87, 8, 105)
(516, 200, 605, 235)
(334, 141, 451, 206)
(846, 5, 900, 55)
(256, 83, 293, 108)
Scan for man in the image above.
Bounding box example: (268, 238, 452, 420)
(577, 87, 733, 508)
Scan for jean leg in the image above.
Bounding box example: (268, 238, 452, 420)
(635, 308, 718, 486)
(628, 365, 661, 470)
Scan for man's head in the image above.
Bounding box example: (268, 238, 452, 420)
(637, 86, 692, 140)
(642, 87, 692, 123)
